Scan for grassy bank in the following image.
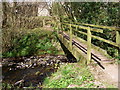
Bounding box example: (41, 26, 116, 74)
(42, 63, 105, 88)
(2, 27, 59, 58)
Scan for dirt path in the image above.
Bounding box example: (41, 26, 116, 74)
(42, 25, 53, 31)
(89, 62, 119, 88)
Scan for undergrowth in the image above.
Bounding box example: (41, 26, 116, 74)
(2, 27, 58, 58)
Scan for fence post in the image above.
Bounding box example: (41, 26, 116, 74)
(61, 20, 64, 42)
(57, 21, 59, 34)
(75, 26, 78, 37)
(56, 17, 59, 34)
(69, 24, 72, 51)
(87, 27, 92, 64)
(43, 18, 45, 27)
(61, 20, 63, 32)
(59, 20, 61, 31)
(53, 17, 55, 29)
(116, 31, 120, 57)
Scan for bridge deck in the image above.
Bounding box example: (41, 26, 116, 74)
(60, 32, 114, 63)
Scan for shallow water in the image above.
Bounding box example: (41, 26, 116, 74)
(2, 55, 68, 88)
(3, 66, 55, 86)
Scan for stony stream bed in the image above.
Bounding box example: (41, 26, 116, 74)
(2, 55, 68, 88)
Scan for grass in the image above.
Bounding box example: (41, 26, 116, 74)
(42, 63, 100, 88)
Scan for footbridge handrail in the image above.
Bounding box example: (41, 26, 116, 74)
(62, 22, 120, 48)
(56, 21, 120, 64)
(64, 21, 120, 31)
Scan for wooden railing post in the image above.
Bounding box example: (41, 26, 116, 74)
(87, 27, 92, 64)
(61, 21, 64, 42)
(56, 23, 58, 34)
(43, 18, 45, 27)
(69, 24, 72, 51)
(53, 17, 55, 30)
(56, 17, 59, 34)
(61, 21, 63, 32)
(75, 26, 78, 36)
(59, 21, 61, 31)
(116, 31, 120, 57)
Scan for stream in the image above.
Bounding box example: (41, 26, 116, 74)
(2, 55, 69, 88)
(2, 37, 77, 89)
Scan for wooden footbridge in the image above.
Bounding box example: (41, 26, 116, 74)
(52, 17, 120, 68)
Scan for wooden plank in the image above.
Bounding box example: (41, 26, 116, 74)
(43, 18, 45, 27)
(59, 34, 87, 62)
(69, 24, 72, 51)
(87, 27, 92, 64)
(61, 21, 64, 32)
(115, 31, 120, 57)
(116, 31, 120, 47)
(72, 45, 87, 63)
(63, 23, 103, 33)
(73, 28, 119, 48)
(57, 24, 59, 34)
(80, 23, 120, 31)
(77, 25, 103, 33)
(63, 21, 120, 31)
(74, 29, 87, 36)
(92, 35, 119, 47)
(58, 20, 61, 30)
(75, 26, 78, 36)
(53, 19, 56, 30)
